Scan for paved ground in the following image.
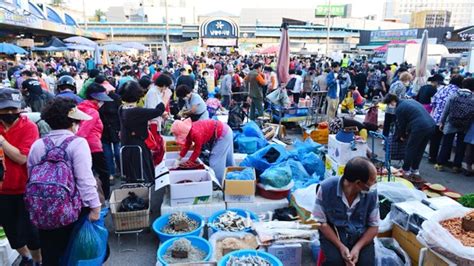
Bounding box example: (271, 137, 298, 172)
(13, 132, 471, 266)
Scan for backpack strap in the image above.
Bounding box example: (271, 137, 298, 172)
(59, 136, 77, 151)
(42, 137, 55, 152)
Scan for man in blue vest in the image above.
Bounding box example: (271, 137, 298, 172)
(314, 157, 379, 266)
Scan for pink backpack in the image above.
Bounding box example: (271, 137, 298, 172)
(25, 136, 82, 230)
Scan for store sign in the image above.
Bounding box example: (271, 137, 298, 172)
(202, 38, 237, 47)
(315, 5, 346, 17)
(449, 26, 474, 42)
(201, 19, 238, 39)
(370, 29, 418, 42)
(0, 9, 42, 28)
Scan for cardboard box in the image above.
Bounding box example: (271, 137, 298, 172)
(169, 170, 213, 207)
(268, 243, 302, 266)
(420, 248, 456, 266)
(223, 167, 256, 203)
(392, 224, 423, 266)
(327, 134, 367, 165)
(325, 156, 345, 178)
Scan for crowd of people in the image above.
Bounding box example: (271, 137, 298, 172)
(0, 51, 472, 265)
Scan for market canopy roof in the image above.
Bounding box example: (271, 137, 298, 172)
(64, 36, 97, 47)
(101, 44, 130, 52)
(0, 43, 28, 54)
(121, 42, 148, 50)
(33, 37, 68, 51)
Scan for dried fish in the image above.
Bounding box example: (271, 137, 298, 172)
(213, 211, 251, 232)
(164, 238, 206, 264)
(162, 212, 199, 234)
(226, 255, 271, 266)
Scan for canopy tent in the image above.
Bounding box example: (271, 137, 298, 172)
(0, 43, 28, 54)
(101, 44, 130, 52)
(64, 36, 97, 47)
(32, 37, 68, 51)
(259, 45, 279, 55)
(121, 42, 148, 51)
(66, 43, 95, 51)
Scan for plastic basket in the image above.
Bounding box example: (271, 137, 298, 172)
(208, 209, 258, 234)
(110, 186, 150, 231)
(152, 212, 205, 243)
(219, 250, 283, 266)
(157, 236, 212, 265)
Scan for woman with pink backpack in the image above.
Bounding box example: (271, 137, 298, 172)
(26, 98, 102, 266)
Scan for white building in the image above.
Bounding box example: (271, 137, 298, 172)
(383, 0, 474, 29)
(105, 0, 195, 23)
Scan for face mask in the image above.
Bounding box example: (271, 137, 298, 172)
(360, 183, 377, 194)
(389, 103, 397, 108)
(72, 123, 80, 134)
(403, 82, 410, 87)
(0, 113, 20, 125)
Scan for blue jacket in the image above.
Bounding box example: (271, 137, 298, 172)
(326, 71, 338, 99)
(395, 99, 435, 134)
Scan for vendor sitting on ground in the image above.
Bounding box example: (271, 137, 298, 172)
(206, 93, 226, 118)
(171, 118, 235, 183)
(350, 86, 366, 109)
(314, 157, 379, 266)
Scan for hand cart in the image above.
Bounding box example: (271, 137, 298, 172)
(369, 131, 393, 182)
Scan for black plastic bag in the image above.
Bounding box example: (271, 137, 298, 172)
(273, 206, 298, 221)
(119, 192, 148, 212)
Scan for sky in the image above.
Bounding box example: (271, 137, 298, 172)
(56, 0, 384, 20)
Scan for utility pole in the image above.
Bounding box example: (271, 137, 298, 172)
(165, 0, 170, 51)
(83, 0, 88, 30)
(325, 0, 331, 57)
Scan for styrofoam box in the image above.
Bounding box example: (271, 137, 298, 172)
(268, 243, 302, 266)
(327, 134, 367, 165)
(161, 191, 225, 221)
(226, 196, 289, 216)
(325, 155, 345, 179)
(0, 238, 19, 266)
(169, 169, 213, 207)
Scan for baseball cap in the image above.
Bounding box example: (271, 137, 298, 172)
(68, 107, 92, 121)
(0, 88, 22, 109)
(86, 83, 113, 102)
(427, 74, 445, 84)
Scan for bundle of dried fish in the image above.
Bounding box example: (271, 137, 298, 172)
(213, 211, 251, 232)
(162, 212, 198, 234)
(226, 255, 271, 266)
(164, 238, 206, 264)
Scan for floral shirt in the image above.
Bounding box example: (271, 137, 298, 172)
(430, 84, 459, 124)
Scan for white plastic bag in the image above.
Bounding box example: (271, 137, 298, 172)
(416, 206, 474, 264)
(377, 182, 427, 203)
(208, 231, 258, 261)
(291, 184, 318, 215)
(266, 87, 290, 107)
(379, 214, 394, 233)
(375, 237, 411, 266)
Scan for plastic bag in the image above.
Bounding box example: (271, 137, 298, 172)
(226, 168, 255, 180)
(240, 144, 288, 173)
(236, 136, 259, 154)
(378, 215, 394, 233)
(63, 214, 109, 266)
(377, 182, 427, 203)
(208, 231, 258, 261)
(417, 206, 474, 264)
(292, 138, 323, 155)
(266, 87, 290, 107)
(291, 184, 318, 215)
(260, 164, 292, 188)
(300, 152, 325, 176)
(293, 173, 321, 192)
(119, 192, 148, 212)
(375, 237, 411, 266)
(242, 121, 265, 139)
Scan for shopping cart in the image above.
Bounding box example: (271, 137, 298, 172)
(369, 131, 393, 181)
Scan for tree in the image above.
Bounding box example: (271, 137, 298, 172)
(94, 9, 105, 22)
(50, 0, 64, 7)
